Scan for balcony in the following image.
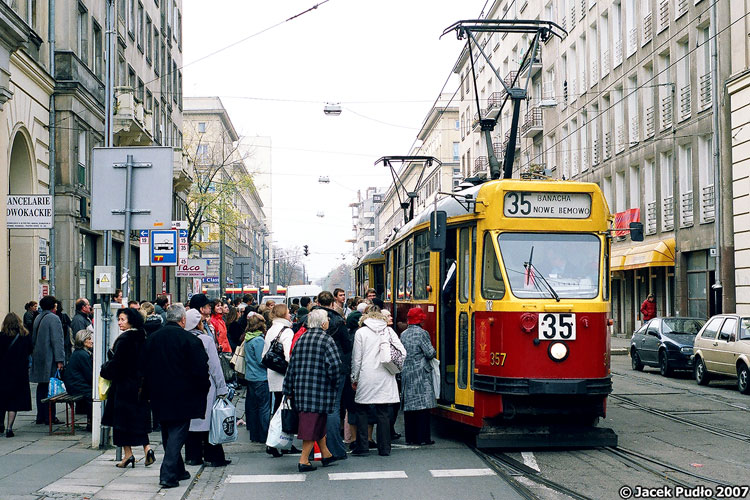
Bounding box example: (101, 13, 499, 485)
(580, 0, 586, 20)
(661, 94, 673, 130)
(492, 141, 504, 157)
(646, 201, 657, 235)
(662, 196, 674, 231)
(521, 106, 543, 137)
(680, 190, 693, 227)
(699, 73, 712, 110)
(113, 86, 152, 146)
(570, 3, 576, 29)
(679, 85, 691, 122)
(173, 149, 193, 193)
(613, 38, 623, 68)
(643, 13, 653, 45)
(561, 15, 567, 32)
(503, 130, 521, 153)
(629, 116, 639, 146)
(601, 49, 610, 77)
(604, 131, 612, 160)
(592, 138, 600, 166)
(520, 163, 547, 179)
(701, 184, 715, 222)
(472, 111, 482, 132)
(658, 0, 669, 33)
(474, 156, 489, 174)
(499, 71, 518, 100)
(590, 59, 598, 83)
(616, 124, 625, 154)
(486, 92, 503, 120)
(627, 28, 637, 57)
(645, 106, 655, 139)
(541, 84, 557, 107)
(520, 46, 542, 79)
(676, 0, 688, 19)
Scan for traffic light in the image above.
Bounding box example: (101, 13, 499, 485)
(304, 245, 309, 256)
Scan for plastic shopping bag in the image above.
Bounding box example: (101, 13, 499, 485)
(208, 397, 238, 445)
(48, 369, 66, 398)
(430, 358, 440, 399)
(98, 376, 111, 401)
(265, 403, 293, 451)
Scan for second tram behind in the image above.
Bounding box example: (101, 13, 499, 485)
(355, 178, 616, 446)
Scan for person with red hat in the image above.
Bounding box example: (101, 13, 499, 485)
(400, 307, 437, 446)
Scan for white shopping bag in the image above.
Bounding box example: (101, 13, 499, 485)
(208, 397, 239, 445)
(265, 404, 293, 450)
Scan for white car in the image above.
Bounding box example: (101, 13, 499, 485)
(260, 295, 285, 305)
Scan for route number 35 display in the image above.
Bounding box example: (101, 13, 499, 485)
(539, 313, 576, 340)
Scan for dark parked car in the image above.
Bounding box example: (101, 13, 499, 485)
(630, 317, 706, 376)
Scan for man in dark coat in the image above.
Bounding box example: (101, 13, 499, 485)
(311, 291, 352, 460)
(30, 295, 65, 424)
(142, 304, 210, 489)
(154, 295, 169, 323)
(70, 298, 92, 335)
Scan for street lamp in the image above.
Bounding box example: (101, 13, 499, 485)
(324, 103, 342, 116)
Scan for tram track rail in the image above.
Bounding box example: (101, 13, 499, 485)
(609, 394, 750, 443)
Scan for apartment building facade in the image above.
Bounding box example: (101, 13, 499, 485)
(350, 187, 381, 260)
(0, 1, 55, 317)
(455, 0, 735, 333)
(183, 97, 270, 298)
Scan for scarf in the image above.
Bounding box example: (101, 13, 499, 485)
(245, 330, 263, 342)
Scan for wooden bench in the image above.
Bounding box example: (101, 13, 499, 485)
(40, 393, 86, 435)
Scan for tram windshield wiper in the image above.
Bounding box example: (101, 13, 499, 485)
(524, 246, 560, 302)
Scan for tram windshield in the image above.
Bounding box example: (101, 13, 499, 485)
(497, 232, 601, 299)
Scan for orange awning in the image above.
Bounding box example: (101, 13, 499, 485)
(611, 238, 675, 271)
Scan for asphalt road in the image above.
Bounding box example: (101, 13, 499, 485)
(185, 354, 750, 500)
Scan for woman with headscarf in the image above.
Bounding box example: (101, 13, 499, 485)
(63, 329, 94, 431)
(184, 308, 231, 467)
(400, 307, 437, 445)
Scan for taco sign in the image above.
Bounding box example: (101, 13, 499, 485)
(6, 195, 54, 228)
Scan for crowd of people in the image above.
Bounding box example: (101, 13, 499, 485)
(0, 286, 440, 486)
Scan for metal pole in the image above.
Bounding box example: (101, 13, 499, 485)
(121, 155, 134, 304)
(710, 1, 722, 310)
(48, 0, 56, 296)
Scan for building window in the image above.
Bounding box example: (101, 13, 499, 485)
(660, 152, 674, 230)
(77, 3, 88, 65)
(698, 135, 714, 222)
(177, 11, 182, 50)
(615, 170, 626, 212)
(644, 159, 656, 234)
(146, 16, 152, 63)
(679, 144, 693, 227)
(117, 55, 126, 86)
(92, 21, 102, 79)
(137, 78, 144, 102)
(77, 129, 87, 187)
(127, 0, 135, 38)
(629, 164, 640, 210)
(128, 66, 136, 89)
(137, 2, 144, 51)
(146, 89, 152, 111)
(154, 28, 160, 75)
(118, 0, 126, 20)
(453, 142, 459, 162)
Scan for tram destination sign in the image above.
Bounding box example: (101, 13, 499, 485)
(503, 191, 592, 219)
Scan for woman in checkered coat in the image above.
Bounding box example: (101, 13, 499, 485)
(283, 309, 342, 472)
(400, 307, 437, 446)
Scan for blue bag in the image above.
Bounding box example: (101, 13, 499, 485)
(48, 369, 66, 398)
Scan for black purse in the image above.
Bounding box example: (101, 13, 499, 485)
(261, 328, 289, 375)
(281, 397, 298, 434)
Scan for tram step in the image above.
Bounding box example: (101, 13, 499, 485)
(476, 424, 618, 450)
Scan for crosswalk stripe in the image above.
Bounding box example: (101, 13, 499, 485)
(430, 468, 496, 478)
(328, 471, 408, 481)
(226, 474, 306, 483)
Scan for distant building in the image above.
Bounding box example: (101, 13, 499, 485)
(350, 187, 382, 259)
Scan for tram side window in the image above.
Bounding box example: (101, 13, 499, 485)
(406, 238, 414, 299)
(459, 228, 470, 303)
(481, 232, 505, 299)
(414, 231, 430, 300)
(385, 251, 392, 301)
(397, 242, 406, 300)
(364, 266, 369, 292)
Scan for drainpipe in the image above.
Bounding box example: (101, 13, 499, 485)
(710, 1, 722, 311)
(48, 0, 55, 296)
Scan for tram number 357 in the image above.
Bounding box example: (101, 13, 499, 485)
(539, 313, 577, 340)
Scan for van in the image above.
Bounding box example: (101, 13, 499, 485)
(286, 285, 322, 307)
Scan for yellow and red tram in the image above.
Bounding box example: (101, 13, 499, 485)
(355, 178, 614, 437)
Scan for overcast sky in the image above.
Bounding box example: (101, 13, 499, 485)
(183, 0, 487, 281)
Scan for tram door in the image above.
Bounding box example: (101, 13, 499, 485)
(454, 226, 475, 410)
(438, 228, 457, 404)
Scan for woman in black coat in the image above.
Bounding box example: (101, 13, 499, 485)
(64, 329, 94, 430)
(101, 308, 155, 468)
(22, 301, 38, 334)
(0, 313, 33, 438)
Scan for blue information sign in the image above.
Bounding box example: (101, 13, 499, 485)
(150, 230, 178, 266)
(202, 276, 219, 284)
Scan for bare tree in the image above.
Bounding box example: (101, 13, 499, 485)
(273, 247, 304, 285)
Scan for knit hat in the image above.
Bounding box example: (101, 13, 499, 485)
(407, 307, 426, 325)
(185, 309, 202, 331)
(356, 302, 369, 313)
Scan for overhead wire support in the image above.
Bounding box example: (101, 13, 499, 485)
(375, 156, 441, 225)
(441, 19, 566, 180)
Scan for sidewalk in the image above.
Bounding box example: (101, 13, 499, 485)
(611, 333, 631, 356)
(0, 402, 200, 500)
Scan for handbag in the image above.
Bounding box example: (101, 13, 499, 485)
(219, 353, 235, 383)
(230, 343, 246, 379)
(98, 376, 111, 401)
(261, 328, 289, 375)
(48, 369, 66, 398)
(266, 399, 294, 450)
(280, 396, 299, 434)
(378, 329, 405, 375)
(208, 397, 239, 445)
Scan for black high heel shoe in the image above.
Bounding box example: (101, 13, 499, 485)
(145, 449, 156, 467)
(116, 455, 135, 468)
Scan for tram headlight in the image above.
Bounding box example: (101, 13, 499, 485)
(548, 342, 569, 362)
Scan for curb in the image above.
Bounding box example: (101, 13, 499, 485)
(611, 348, 629, 356)
(177, 464, 205, 500)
